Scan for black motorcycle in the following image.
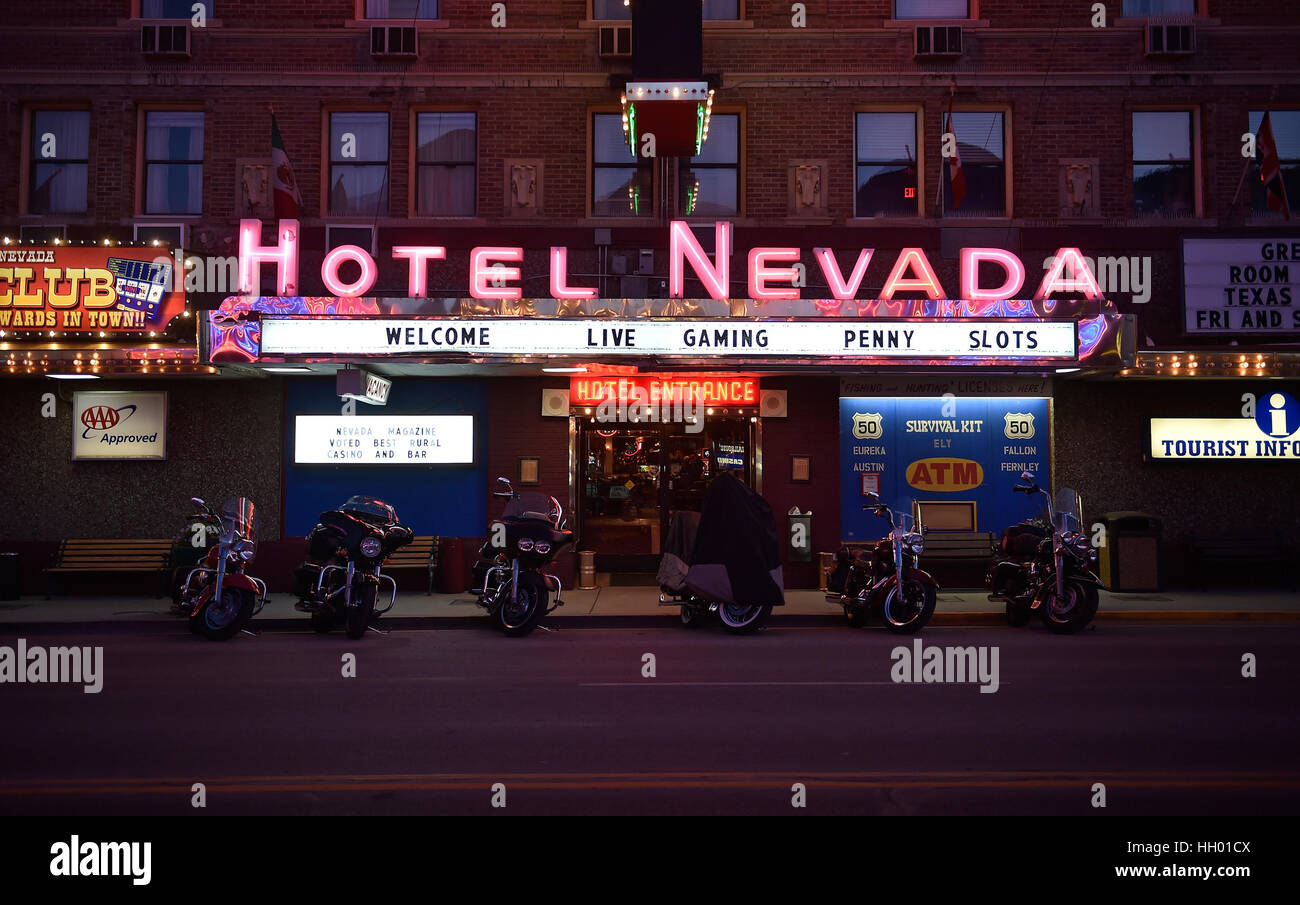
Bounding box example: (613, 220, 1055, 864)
(294, 495, 414, 640)
(471, 477, 573, 637)
(986, 473, 1101, 634)
(836, 495, 937, 634)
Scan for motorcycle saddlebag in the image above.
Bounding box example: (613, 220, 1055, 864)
(293, 562, 323, 598)
(1000, 522, 1047, 557)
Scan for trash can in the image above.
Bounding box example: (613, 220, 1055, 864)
(437, 537, 466, 594)
(577, 550, 597, 590)
(1098, 512, 1163, 592)
(787, 510, 812, 563)
(0, 552, 19, 600)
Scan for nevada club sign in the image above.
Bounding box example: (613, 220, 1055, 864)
(237, 219, 1104, 303)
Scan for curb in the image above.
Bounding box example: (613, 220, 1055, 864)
(2, 610, 1298, 634)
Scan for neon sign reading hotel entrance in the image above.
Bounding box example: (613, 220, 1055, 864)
(237, 219, 1105, 303)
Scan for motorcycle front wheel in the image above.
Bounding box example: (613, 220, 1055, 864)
(718, 602, 773, 635)
(189, 588, 255, 641)
(345, 581, 377, 640)
(496, 572, 547, 637)
(1041, 580, 1099, 634)
(882, 580, 937, 634)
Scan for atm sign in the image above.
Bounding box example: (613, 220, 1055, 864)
(906, 458, 984, 492)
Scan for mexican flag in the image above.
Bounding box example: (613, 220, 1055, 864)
(272, 113, 302, 219)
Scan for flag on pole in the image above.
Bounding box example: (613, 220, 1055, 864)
(944, 94, 968, 211)
(1258, 110, 1292, 220)
(271, 112, 302, 219)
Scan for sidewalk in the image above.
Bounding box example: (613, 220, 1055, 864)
(1, 586, 1296, 629)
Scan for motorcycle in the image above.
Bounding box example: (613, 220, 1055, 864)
(168, 498, 222, 610)
(839, 493, 937, 634)
(294, 495, 414, 640)
(471, 477, 573, 637)
(986, 472, 1101, 634)
(657, 470, 785, 634)
(179, 497, 267, 641)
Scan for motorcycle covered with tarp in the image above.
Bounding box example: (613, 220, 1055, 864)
(660, 470, 784, 634)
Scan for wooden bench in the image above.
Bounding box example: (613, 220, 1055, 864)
(383, 535, 438, 594)
(919, 531, 997, 565)
(45, 538, 172, 598)
(1186, 536, 1296, 589)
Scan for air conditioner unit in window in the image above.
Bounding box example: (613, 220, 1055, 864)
(371, 25, 417, 57)
(1145, 21, 1196, 56)
(141, 23, 191, 57)
(598, 24, 632, 58)
(914, 25, 962, 59)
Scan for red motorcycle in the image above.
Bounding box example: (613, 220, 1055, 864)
(838, 493, 938, 634)
(179, 497, 267, 641)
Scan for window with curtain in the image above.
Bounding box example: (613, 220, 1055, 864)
(1122, 0, 1195, 15)
(593, 113, 653, 217)
(329, 112, 390, 217)
(592, 1, 739, 20)
(942, 111, 1005, 216)
(29, 110, 89, 215)
(678, 113, 739, 216)
(144, 111, 204, 215)
(856, 112, 919, 217)
(895, 1, 969, 18)
(142, 0, 213, 18)
(1132, 111, 1195, 216)
(416, 112, 476, 216)
(365, 0, 439, 17)
(1248, 111, 1300, 216)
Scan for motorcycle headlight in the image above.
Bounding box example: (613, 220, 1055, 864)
(359, 536, 383, 559)
(234, 539, 256, 562)
(1072, 536, 1091, 555)
(516, 537, 534, 552)
(904, 535, 924, 556)
(534, 541, 551, 555)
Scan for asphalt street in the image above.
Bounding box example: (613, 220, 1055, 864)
(1, 619, 1296, 815)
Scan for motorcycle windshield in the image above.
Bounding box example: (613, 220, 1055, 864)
(1054, 488, 1081, 534)
(220, 497, 258, 547)
(338, 495, 399, 525)
(504, 492, 561, 525)
(895, 498, 919, 534)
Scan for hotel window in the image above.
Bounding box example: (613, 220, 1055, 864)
(365, 0, 438, 17)
(895, 1, 969, 18)
(415, 113, 476, 216)
(942, 111, 1006, 217)
(329, 112, 390, 217)
(593, 113, 653, 218)
(29, 110, 89, 215)
(142, 0, 213, 17)
(855, 112, 919, 217)
(1121, 0, 1195, 15)
(679, 113, 739, 217)
(1132, 111, 1195, 217)
(1248, 111, 1299, 217)
(591, 1, 740, 20)
(143, 111, 204, 215)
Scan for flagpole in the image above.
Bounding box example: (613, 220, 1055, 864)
(1231, 84, 1278, 208)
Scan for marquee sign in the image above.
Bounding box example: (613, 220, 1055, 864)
(293, 414, 474, 464)
(571, 375, 758, 407)
(1183, 238, 1300, 334)
(0, 246, 185, 333)
(259, 317, 1079, 361)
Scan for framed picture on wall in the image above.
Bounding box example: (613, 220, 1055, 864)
(519, 456, 540, 485)
(791, 455, 811, 483)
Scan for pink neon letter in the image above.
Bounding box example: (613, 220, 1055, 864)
(880, 248, 944, 300)
(321, 245, 378, 298)
(669, 220, 731, 300)
(237, 218, 299, 295)
(814, 248, 873, 300)
(960, 247, 1026, 302)
(393, 246, 446, 297)
(747, 247, 801, 301)
(470, 247, 523, 300)
(550, 247, 596, 299)
(1035, 247, 1102, 300)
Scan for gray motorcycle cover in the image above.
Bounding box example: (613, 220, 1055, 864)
(656, 510, 700, 591)
(684, 471, 785, 607)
